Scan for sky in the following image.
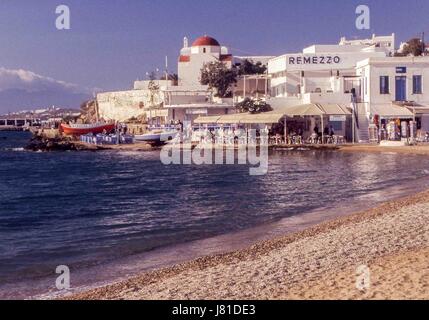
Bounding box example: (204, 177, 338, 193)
(0, 0, 428, 112)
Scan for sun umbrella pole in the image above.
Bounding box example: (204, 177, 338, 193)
(284, 116, 287, 145)
(321, 115, 324, 144)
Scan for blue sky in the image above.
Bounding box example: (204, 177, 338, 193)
(0, 0, 428, 111)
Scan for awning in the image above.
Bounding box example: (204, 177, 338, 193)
(194, 113, 284, 125)
(272, 103, 351, 116)
(165, 103, 233, 109)
(272, 104, 325, 116)
(406, 106, 429, 114)
(371, 104, 414, 118)
(194, 103, 352, 125)
(194, 115, 221, 124)
(316, 104, 352, 115)
(236, 113, 285, 124)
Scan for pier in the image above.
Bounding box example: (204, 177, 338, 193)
(0, 118, 41, 131)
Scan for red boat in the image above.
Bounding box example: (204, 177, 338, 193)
(60, 122, 116, 136)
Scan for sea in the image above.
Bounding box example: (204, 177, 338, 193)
(1, 131, 429, 299)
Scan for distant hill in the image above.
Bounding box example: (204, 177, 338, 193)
(0, 67, 93, 114)
(0, 88, 90, 114)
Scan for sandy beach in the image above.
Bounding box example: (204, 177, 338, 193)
(66, 188, 429, 300)
(339, 144, 429, 155)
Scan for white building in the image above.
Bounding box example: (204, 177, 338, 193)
(97, 35, 270, 126)
(266, 33, 429, 141)
(356, 56, 429, 133)
(178, 36, 233, 86)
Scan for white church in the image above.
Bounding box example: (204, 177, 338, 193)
(97, 35, 271, 126)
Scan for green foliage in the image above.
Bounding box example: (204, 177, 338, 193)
(235, 98, 272, 114)
(237, 59, 267, 75)
(400, 38, 425, 56)
(200, 61, 237, 97)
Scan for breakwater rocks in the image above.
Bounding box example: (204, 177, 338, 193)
(25, 135, 101, 151)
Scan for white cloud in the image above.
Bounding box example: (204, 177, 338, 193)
(0, 67, 88, 94)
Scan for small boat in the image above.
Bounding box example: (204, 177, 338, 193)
(134, 129, 179, 145)
(60, 122, 115, 136)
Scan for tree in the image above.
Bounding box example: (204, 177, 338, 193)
(400, 38, 425, 56)
(159, 73, 178, 85)
(237, 59, 267, 75)
(147, 79, 160, 108)
(200, 61, 237, 98)
(235, 98, 272, 114)
(147, 71, 157, 81)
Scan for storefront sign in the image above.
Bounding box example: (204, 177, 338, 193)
(186, 108, 207, 115)
(396, 67, 407, 73)
(282, 52, 384, 72)
(329, 115, 347, 122)
(288, 55, 341, 66)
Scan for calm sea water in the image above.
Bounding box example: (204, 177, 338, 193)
(1, 131, 429, 298)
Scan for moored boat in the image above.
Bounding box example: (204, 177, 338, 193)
(134, 129, 179, 145)
(60, 122, 116, 136)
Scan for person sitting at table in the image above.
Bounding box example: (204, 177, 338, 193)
(313, 125, 319, 135)
(324, 126, 329, 136)
(329, 125, 335, 136)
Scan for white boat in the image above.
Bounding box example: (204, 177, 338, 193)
(134, 129, 179, 145)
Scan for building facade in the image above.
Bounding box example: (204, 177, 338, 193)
(97, 35, 269, 127)
(266, 33, 429, 141)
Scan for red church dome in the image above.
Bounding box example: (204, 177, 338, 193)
(192, 36, 220, 47)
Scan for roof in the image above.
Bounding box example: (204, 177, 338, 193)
(272, 103, 351, 116)
(316, 104, 351, 115)
(194, 103, 352, 125)
(192, 36, 220, 47)
(195, 113, 284, 124)
(370, 104, 414, 118)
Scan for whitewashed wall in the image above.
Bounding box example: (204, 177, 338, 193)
(97, 89, 163, 122)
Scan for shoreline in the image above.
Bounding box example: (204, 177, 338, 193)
(339, 144, 429, 155)
(66, 188, 429, 300)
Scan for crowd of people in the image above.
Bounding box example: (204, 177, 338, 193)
(270, 123, 343, 145)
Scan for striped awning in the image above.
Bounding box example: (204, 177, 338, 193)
(194, 113, 285, 124)
(371, 104, 414, 118)
(316, 104, 351, 115)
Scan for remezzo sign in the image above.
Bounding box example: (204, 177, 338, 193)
(281, 52, 385, 72)
(288, 55, 341, 65)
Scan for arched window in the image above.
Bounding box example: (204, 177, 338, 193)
(203, 48, 206, 53)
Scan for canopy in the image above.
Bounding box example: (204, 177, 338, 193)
(271, 103, 351, 116)
(272, 104, 325, 116)
(194, 103, 352, 125)
(194, 113, 284, 125)
(194, 115, 221, 124)
(406, 105, 429, 114)
(316, 103, 351, 115)
(371, 104, 414, 118)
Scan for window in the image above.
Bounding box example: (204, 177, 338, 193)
(413, 75, 422, 94)
(380, 76, 389, 94)
(203, 48, 206, 53)
(330, 121, 343, 131)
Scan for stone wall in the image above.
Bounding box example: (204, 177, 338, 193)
(97, 89, 164, 122)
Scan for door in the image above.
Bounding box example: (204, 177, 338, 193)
(395, 76, 406, 102)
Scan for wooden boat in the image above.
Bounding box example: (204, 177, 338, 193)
(60, 122, 115, 136)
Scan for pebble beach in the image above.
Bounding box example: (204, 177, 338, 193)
(67, 188, 429, 300)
